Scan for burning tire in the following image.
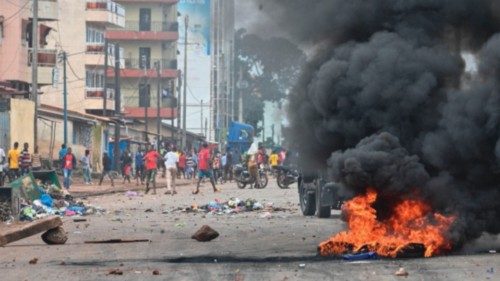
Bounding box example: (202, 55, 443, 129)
(316, 190, 331, 218)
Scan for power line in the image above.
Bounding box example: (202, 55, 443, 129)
(3, 0, 29, 23)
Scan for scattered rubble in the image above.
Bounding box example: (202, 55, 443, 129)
(0, 201, 13, 222)
(84, 239, 150, 244)
(395, 267, 409, 277)
(108, 269, 123, 275)
(173, 198, 292, 216)
(153, 270, 160, 275)
(29, 258, 38, 265)
(191, 225, 219, 242)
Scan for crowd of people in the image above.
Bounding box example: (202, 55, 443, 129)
(0, 140, 290, 196)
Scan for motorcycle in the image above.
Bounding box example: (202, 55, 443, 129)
(276, 166, 299, 189)
(233, 164, 269, 189)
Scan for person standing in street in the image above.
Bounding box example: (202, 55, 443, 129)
(80, 150, 92, 184)
(193, 143, 220, 195)
(7, 142, 20, 182)
(20, 143, 31, 175)
(134, 149, 145, 185)
(62, 147, 76, 190)
(143, 145, 160, 194)
(99, 152, 114, 187)
(269, 150, 280, 175)
(31, 146, 42, 171)
(164, 147, 179, 195)
(185, 152, 195, 180)
(0, 146, 6, 186)
(178, 151, 186, 179)
(122, 150, 132, 184)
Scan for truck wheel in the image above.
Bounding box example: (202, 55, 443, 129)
(316, 188, 331, 218)
(300, 186, 316, 216)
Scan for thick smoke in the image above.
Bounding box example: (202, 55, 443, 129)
(271, 0, 500, 245)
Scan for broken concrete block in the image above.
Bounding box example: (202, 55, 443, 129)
(191, 225, 219, 242)
(41, 226, 68, 245)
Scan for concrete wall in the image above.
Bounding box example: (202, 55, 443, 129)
(9, 99, 35, 149)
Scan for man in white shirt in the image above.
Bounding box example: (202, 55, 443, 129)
(164, 147, 179, 195)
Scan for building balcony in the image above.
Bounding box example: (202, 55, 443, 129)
(85, 87, 115, 99)
(86, 0, 125, 28)
(123, 106, 176, 119)
(106, 21, 178, 41)
(85, 43, 122, 66)
(84, 88, 115, 113)
(114, 0, 178, 4)
(32, 0, 59, 21)
(27, 48, 57, 85)
(107, 58, 178, 78)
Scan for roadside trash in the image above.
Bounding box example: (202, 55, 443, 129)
(173, 197, 290, 216)
(487, 267, 494, 274)
(40, 194, 53, 207)
(192, 225, 220, 242)
(395, 267, 409, 277)
(125, 191, 139, 198)
(175, 222, 186, 228)
(73, 218, 87, 222)
(489, 250, 497, 254)
(342, 252, 378, 261)
(260, 212, 272, 219)
(29, 258, 38, 265)
(153, 269, 160, 275)
(108, 269, 123, 275)
(299, 263, 306, 268)
(145, 208, 154, 213)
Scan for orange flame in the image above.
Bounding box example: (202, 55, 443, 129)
(318, 188, 455, 258)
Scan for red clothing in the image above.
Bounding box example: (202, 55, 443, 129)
(144, 150, 160, 170)
(198, 148, 210, 170)
(63, 153, 75, 170)
(178, 154, 186, 168)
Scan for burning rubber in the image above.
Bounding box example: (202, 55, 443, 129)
(318, 188, 455, 258)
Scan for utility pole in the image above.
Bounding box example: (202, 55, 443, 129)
(182, 15, 188, 149)
(200, 99, 203, 137)
(103, 39, 108, 116)
(31, 0, 39, 148)
(176, 73, 181, 145)
(237, 66, 244, 122)
(142, 55, 148, 142)
(62, 52, 68, 146)
(113, 43, 121, 172)
(155, 61, 161, 152)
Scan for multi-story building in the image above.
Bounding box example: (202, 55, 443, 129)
(40, 0, 126, 116)
(0, 0, 59, 96)
(210, 0, 235, 145)
(106, 0, 179, 141)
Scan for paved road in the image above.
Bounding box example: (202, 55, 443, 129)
(0, 177, 499, 281)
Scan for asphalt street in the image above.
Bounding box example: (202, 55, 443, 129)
(0, 178, 499, 281)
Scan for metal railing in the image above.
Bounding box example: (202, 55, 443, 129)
(85, 87, 114, 99)
(124, 58, 177, 70)
(86, 0, 125, 16)
(123, 21, 178, 32)
(28, 49, 57, 67)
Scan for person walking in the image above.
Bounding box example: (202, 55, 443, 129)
(7, 142, 21, 182)
(164, 147, 179, 195)
(31, 146, 42, 171)
(98, 152, 114, 187)
(0, 145, 6, 186)
(80, 150, 92, 184)
(192, 143, 220, 195)
(122, 150, 132, 184)
(178, 151, 186, 179)
(185, 152, 195, 180)
(62, 147, 76, 190)
(20, 143, 31, 175)
(134, 149, 145, 185)
(143, 146, 160, 194)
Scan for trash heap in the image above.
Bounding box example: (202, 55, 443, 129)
(0, 200, 12, 222)
(176, 198, 289, 215)
(18, 179, 105, 222)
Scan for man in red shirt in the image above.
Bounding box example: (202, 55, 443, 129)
(62, 147, 77, 190)
(143, 145, 161, 194)
(193, 143, 220, 194)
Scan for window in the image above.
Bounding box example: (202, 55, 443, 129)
(72, 121, 92, 146)
(85, 69, 105, 88)
(86, 26, 105, 44)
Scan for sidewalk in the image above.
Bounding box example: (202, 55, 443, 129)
(67, 175, 196, 198)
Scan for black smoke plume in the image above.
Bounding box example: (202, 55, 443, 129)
(270, 0, 500, 245)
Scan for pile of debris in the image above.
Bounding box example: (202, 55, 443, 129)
(0, 201, 12, 222)
(174, 198, 290, 215)
(18, 179, 105, 222)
